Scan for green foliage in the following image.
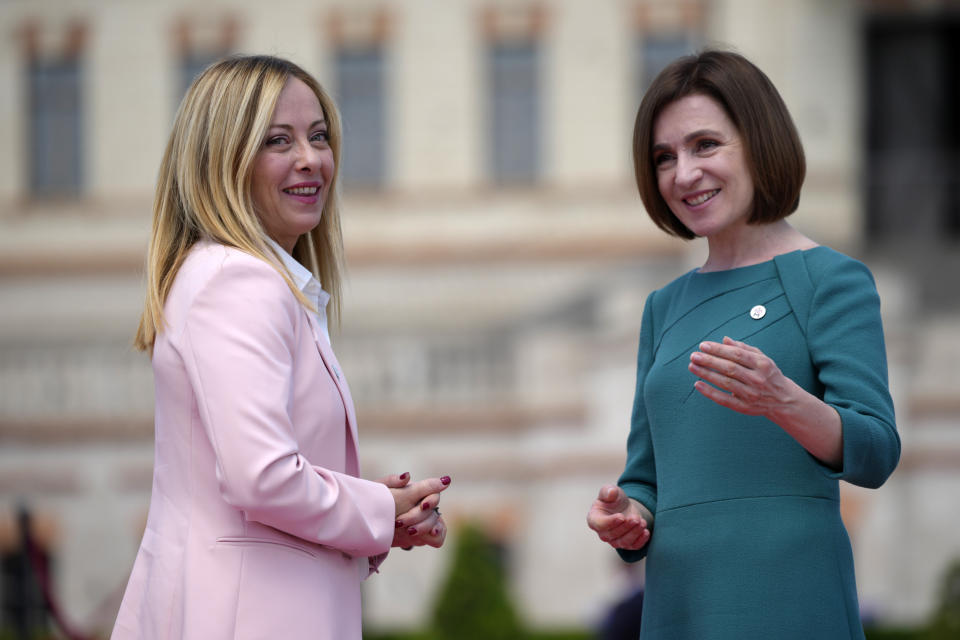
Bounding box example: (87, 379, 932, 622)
(864, 628, 925, 640)
(429, 523, 524, 640)
(925, 557, 960, 640)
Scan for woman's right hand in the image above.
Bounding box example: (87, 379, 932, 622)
(586, 485, 651, 551)
(381, 473, 451, 549)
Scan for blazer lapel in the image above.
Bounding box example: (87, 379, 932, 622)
(303, 311, 361, 476)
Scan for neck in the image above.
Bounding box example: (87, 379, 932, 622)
(700, 220, 816, 272)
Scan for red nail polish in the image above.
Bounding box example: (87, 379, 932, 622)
(407, 526, 418, 536)
(431, 527, 440, 537)
(421, 501, 431, 511)
(399, 472, 409, 481)
(440, 476, 451, 485)
(395, 520, 403, 528)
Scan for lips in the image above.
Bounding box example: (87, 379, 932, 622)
(282, 183, 321, 196)
(684, 189, 719, 206)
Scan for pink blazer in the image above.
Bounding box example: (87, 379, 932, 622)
(112, 241, 395, 640)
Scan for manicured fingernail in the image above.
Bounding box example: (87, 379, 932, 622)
(421, 501, 432, 511)
(431, 527, 440, 536)
(440, 476, 451, 485)
(395, 520, 403, 528)
(399, 472, 410, 481)
(407, 526, 418, 536)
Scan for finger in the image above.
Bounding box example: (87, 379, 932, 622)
(378, 471, 411, 489)
(614, 525, 651, 550)
(689, 359, 733, 391)
(393, 476, 452, 514)
(691, 348, 750, 381)
(698, 340, 758, 369)
(587, 509, 625, 533)
(693, 380, 759, 416)
(421, 518, 447, 548)
(598, 484, 626, 505)
(417, 492, 442, 513)
(600, 519, 645, 542)
(394, 504, 432, 529)
(408, 476, 452, 501)
(722, 336, 762, 355)
(403, 509, 441, 539)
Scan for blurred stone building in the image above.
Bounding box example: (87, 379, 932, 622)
(0, 0, 957, 636)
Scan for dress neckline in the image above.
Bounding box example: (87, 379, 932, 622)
(689, 246, 825, 277)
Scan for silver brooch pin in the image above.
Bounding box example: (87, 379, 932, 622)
(749, 305, 766, 320)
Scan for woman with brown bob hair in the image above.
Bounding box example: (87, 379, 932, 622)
(587, 50, 899, 638)
(113, 55, 451, 640)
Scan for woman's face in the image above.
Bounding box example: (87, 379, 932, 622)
(651, 93, 754, 239)
(251, 77, 335, 253)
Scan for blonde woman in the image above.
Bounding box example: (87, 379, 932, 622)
(113, 55, 450, 640)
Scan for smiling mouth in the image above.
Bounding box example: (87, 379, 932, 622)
(283, 186, 320, 196)
(684, 189, 719, 206)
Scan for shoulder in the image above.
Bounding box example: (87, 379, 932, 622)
(647, 269, 695, 314)
(801, 245, 876, 289)
(166, 241, 296, 328)
(174, 240, 290, 298)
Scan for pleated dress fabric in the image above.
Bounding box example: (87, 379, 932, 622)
(617, 246, 900, 640)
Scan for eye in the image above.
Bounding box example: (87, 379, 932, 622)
(310, 130, 330, 144)
(653, 152, 675, 168)
(696, 139, 719, 152)
(265, 134, 290, 147)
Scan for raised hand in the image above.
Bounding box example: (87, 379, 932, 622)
(688, 336, 798, 417)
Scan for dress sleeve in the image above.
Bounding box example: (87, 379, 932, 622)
(177, 254, 394, 557)
(617, 292, 659, 562)
(807, 256, 900, 488)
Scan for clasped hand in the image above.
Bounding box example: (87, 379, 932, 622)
(379, 472, 451, 549)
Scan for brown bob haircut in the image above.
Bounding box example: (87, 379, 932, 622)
(633, 50, 806, 239)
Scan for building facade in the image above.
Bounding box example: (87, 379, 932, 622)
(1, 0, 958, 635)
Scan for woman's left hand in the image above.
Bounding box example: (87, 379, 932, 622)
(689, 336, 844, 468)
(688, 336, 800, 418)
(378, 472, 448, 549)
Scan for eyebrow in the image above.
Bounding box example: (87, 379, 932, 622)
(652, 128, 724, 152)
(268, 119, 327, 130)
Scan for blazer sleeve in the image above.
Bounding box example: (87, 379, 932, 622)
(616, 292, 660, 562)
(806, 255, 901, 489)
(177, 253, 394, 557)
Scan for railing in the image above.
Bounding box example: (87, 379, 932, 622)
(0, 332, 522, 423)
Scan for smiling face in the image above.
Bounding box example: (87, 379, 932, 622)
(651, 93, 754, 240)
(251, 77, 334, 253)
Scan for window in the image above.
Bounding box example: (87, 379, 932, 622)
(635, 33, 698, 96)
(336, 46, 386, 188)
(171, 14, 237, 105)
(178, 51, 222, 101)
(29, 57, 83, 198)
(865, 13, 960, 308)
(865, 16, 960, 243)
(488, 40, 540, 184)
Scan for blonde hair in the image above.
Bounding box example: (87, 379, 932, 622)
(135, 55, 345, 353)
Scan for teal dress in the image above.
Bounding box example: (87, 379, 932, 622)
(617, 247, 900, 639)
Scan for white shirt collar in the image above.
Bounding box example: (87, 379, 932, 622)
(264, 236, 331, 344)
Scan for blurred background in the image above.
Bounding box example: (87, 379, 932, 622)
(0, 0, 958, 638)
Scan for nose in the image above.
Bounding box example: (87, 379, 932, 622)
(674, 153, 702, 187)
(295, 141, 322, 174)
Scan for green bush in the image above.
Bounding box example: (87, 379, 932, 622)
(925, 557, 960, 640)
(429, 523, 524, 640)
